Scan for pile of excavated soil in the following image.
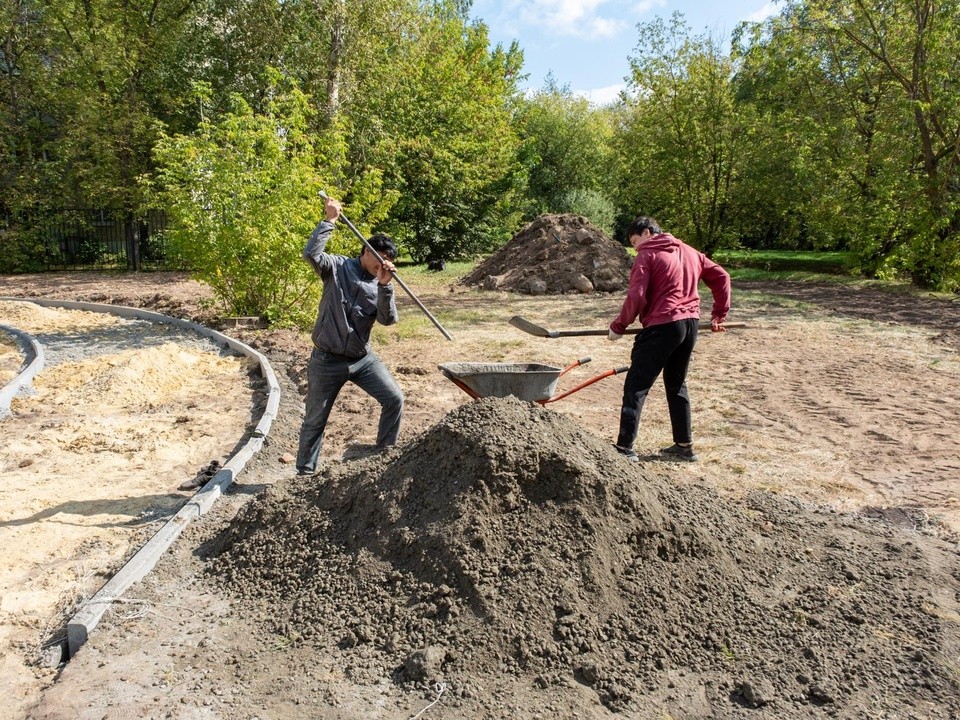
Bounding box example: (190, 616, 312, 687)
(460, 214, 632, 294)
(207, 397, 959, 718)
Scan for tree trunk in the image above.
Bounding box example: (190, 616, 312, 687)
(325, 0, 346, 123)
(125, 213, 141, 271)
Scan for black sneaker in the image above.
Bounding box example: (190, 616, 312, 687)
(613, 444, 639, 462)
(660, 444, 698, 462)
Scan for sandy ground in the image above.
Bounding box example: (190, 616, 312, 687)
(0, 299, 259, 720)
(0, 272, 958, 719)
(0, 334, 20, 386)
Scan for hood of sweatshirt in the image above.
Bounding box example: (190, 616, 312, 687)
(639, 233, 681, 254)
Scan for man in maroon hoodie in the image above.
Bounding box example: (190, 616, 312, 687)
(608, 216, 731, 462)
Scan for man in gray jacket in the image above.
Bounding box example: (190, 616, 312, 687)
(296, 195, 404, 475)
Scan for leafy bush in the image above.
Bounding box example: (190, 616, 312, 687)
(557, 188, 616, 237)
(152, 77, 392, 327)
(0, 223, 45, 273)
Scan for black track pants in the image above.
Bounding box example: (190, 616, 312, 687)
(616, 318, 699, 449)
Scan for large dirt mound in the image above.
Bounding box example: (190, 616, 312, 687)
(460, 214, 632, 294)
(207, 397, 959, 717)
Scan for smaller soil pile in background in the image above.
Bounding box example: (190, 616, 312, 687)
(460, 214, 632, 295)
(206, 397, 959, 718)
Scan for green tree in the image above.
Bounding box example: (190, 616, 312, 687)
(13, 0, 202, 210)
(153, 77, 390, 327)
(0, 0, 211, 272)
(516, 77, 617, 232)
(813, 0, 960, 288)
(2, 0, 530, 273)
(616, 14, 741, 254)
(730, 7, 865, 251)
(345, 1, 525, 263)
(734, 0, 960, 288)
(0, 0, 44, 204)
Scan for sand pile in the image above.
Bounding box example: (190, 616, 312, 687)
(0, 334, 21, 385)
(0, 300, 120, 332)
(460, 214, 632, 294)
(208, 397, 959, 717)
(26, 342, 255, 409)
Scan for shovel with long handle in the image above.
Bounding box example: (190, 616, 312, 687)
(320, 191, 453, 341)
(509, 315, 746, 338)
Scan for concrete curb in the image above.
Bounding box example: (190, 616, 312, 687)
(0, 298, 281, 658)
(0, 322, 44, 416)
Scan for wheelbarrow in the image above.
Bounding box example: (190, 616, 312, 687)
(438, 357, 628, 405)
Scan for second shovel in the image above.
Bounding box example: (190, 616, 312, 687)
(509, 315, 746, 338)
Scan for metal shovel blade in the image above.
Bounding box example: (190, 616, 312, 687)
(509, 316, 630, 337)
(508, 316, 560, 337)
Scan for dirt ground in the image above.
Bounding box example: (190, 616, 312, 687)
(0, 270, 958, 720)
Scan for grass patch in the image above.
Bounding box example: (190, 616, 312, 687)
(474, 340, 528, 360)
(372, 305, 499, 344)
(393, 259, 474, 288)
(441, 308, 492, 327)
(372, 314, 436, 343)
(726, 267, 856, 282)
(715, 249, 857, 277)
(718, 644, 737, 663)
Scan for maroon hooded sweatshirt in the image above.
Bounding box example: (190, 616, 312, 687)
(610, 233, 730, 334)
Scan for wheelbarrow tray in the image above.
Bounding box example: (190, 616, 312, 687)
(438, 362, 562, 402)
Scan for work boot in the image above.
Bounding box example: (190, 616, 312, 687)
(613, 444, 639, 462)
(178, 460, 221, 491)
(660, 443, 698, 462)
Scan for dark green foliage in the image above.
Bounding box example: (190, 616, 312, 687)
(516, 79, 617, 234)
(715, 249, 857, 275)
(615, 15, 740, 255)
(2, 0, 957, 293)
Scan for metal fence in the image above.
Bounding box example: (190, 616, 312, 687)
(1, 208, 177, 272)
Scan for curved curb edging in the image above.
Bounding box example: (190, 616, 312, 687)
(0, 322, 44, 416)
(0, 297, 281, 658)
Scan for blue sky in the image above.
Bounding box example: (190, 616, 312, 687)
(470, 0, 781, 103)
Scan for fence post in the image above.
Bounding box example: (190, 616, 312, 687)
(125, 213, 141, 271)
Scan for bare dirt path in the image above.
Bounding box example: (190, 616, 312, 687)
(0, 272, 957, 720)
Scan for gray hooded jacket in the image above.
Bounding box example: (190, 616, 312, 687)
(303, 220, 398, 359)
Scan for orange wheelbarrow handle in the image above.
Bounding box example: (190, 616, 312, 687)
(539, 366, 629, 404)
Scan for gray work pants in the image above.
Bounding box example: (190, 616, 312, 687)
(296, 348, 404, 474)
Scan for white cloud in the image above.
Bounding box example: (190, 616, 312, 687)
(745, 1, 779, 23)
(574, 83, 626, 105)
(514, 0, 659, 39)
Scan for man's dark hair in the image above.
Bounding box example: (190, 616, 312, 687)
(366, 233, 398, 260)
(626, 216, 662, 238)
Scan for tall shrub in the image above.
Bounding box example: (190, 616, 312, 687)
(152, 77, 389, 327)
